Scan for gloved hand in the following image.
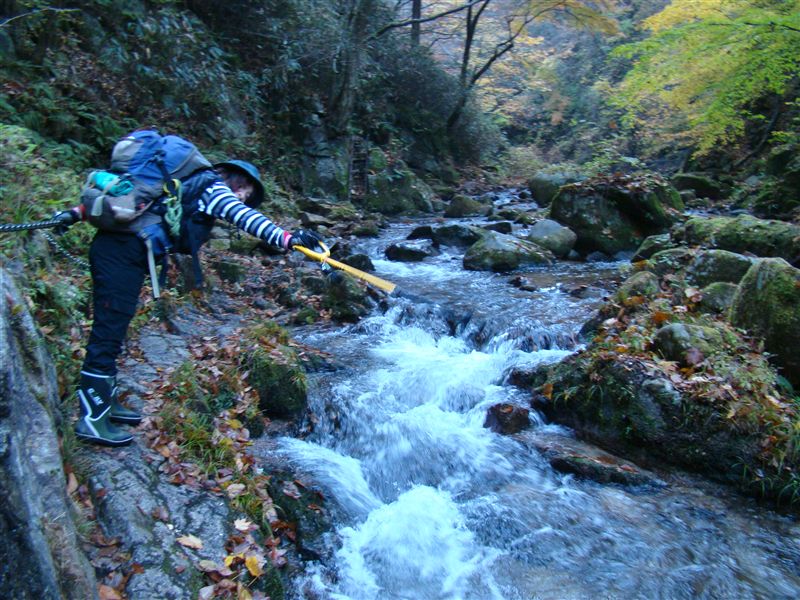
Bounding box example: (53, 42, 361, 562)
(53, 209, 80, 235)
(288, 229, 323, 251)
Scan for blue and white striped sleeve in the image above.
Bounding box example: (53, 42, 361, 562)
(197, 182, 290, 249)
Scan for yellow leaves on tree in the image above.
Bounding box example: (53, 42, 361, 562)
(611, 0, 800, 155)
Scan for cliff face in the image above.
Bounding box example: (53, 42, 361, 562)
(0, 267, 97, 600)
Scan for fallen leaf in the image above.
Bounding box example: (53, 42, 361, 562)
(66, 472, 79, 495)
(98, 585, 122, 600)
(238, 583, 254, 600)
(234, 518, 255, 532)
(226, 483, 246, 499)
(198, 585, 216, 600)
(176, 535, 203, 550)
(245, 554, 264, 577)
(541, 383, 553, 400)
(281, 481, 301, 500)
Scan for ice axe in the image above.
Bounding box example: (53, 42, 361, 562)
(292, 242, 397, 294)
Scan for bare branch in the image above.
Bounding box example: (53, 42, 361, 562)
(0, 7, 80, 29)
(371, 0, 486, 38)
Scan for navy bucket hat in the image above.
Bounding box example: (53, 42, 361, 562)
(215, 159, 265, 207)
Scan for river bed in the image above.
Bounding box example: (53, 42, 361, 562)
(258, 208, 800, 600)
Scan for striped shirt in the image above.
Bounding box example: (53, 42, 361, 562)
(197, 181, 290, 249)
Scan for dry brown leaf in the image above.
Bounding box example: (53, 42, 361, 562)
(98, 585, 123, 600)
(176, 534, 203, 550)
(66, 472, 79, 495)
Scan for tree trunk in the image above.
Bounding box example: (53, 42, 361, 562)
(329, 0, 374, 135)
(411, 0, 421, 45)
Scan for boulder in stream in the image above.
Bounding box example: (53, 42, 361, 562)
(524, 219, 577, 258)
(463, 230, 554, 272)
(549, 173, 683, 255)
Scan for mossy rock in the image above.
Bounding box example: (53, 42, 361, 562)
(651, 323, 725, 365)
(363, 166, 436, 215)
(351, 220, 380, 237)
(443, 194, 490, 218)
(673, 214, 800, 262)
(648, 248, 695, 277)
(685, 249, 755, 288)
(525, 219, 577, 258)
(322, 271, 372, 322)
(463, 231, 554, 272)
(549, 174, 682, 255)
(632, 234, 675, 262)
(730, 258, 800, 386)
(670, 172, 726, 200)
(527, 170, 584, 206)
(246, 345, 308, 418)
(698, 282, 738, 314)
(615, 271, 660, 303)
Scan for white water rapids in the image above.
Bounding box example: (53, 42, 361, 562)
(264, 218, 800, 600)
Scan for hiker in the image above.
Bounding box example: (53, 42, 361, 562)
(54, 157, 322, 447)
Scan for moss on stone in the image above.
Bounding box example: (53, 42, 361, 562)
(730, 258, 800, 386)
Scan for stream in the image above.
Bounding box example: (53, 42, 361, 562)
(260, 196, 800, 599)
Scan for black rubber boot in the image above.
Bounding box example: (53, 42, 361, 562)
(75, 372, 134, 447)
(107, 376, 143, 426)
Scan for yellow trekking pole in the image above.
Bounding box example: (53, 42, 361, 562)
(293, 242, 397, 294)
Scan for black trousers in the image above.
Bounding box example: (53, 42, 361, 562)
(81, 231, 148, 375)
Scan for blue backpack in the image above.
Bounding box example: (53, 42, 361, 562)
(80, 130, 215, 295)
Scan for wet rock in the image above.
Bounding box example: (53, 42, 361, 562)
(463, 231, 554, 272)
(432, 224, 485, 247)
(522, 432, 663, 487)
(525, 219, 577, 258)
(730, 258, 800, 386)
(407, 225, 435, 240)
(323, 271, 373, 323)
(343, 254, 374, 272)
(385, 241, 438, 262)
(509, 275, 537, 291)
(673, 214, 800, 263)
(482, 221, 513, 234)
(351, 220, 381, 237)
(632, 234, 675, 262)
(685, 249, 755, 287)
(484, 403, 530, 434)
(568, 285, 608, 299)
(0, 269, 97, 600)
(443, 194, 491, 218)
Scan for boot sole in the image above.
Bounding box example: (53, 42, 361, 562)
(110, 415, 143, 426)
(75, 431, 134, 447)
